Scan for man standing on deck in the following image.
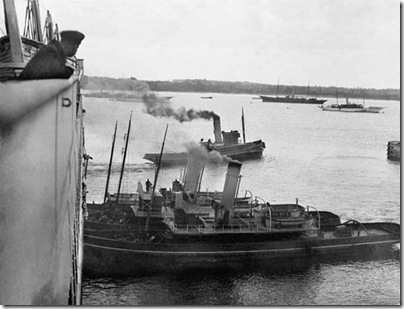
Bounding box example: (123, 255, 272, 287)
(17, 30, 85, 80)
(145, 179, 152, 193)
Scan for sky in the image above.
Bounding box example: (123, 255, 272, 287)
(1, 0, 401, 89)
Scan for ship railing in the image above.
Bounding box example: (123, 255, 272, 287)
(306, 205, 321, 229)
(253, 196, 266, 207)
(243, 190, 253, 199)
(170, 222, 276, 234)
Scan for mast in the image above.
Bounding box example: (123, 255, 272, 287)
(305, 78, 311, 99)
(241, 108, 246, 144)
(103, 120, 118, 204)
(145, 124, 169, 232)
(23, 0, 43, 42)
(275, 78, 280, 98)
(116, 112, 132, 204)
(336, 87, 339, 104)
(362, 89, 365, 107)
(3, 0, 24, 63)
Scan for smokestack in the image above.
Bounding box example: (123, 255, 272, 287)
(222, 161, 242, 222)
(213, 115, 222, 143)
(183, 148, 205, 199)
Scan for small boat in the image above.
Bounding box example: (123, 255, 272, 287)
(144, 111, 266, 166)
(83, 159, 400, 278)
(201, 96, 213, 99)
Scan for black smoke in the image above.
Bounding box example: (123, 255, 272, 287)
(142, 93, 218, 123)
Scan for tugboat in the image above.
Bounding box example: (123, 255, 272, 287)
(83, 151, 400, 278)
(0, 0, 86, 304)
(143, 112, 266, 166)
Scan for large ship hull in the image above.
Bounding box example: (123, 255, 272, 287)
(259, 95, 327, 104)
(0, 79, 85, 305)
(83, 222, 399, 277)
(143, 140, 265, 166)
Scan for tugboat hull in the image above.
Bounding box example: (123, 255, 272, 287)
(83, 222, 400, 277)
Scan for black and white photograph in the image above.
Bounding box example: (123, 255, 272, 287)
(0, 0, 400, 305)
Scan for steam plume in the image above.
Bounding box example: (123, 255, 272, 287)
(142, 93, 218, 123)
(185, 143, 241, 165)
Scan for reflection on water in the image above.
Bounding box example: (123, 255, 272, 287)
(83, 260, 400, 305)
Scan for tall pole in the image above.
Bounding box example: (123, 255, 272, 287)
(306, 78, 311, 99)
(362, 89, 365, 107)
(241, 108, 246, 144)
(31, 0, 43, 42)
(116, 112, 132, 204)
(4, 0, 24, 63)
(336, 87, 339, 104)
(275, 78, 280, 98)
(145, 124, 169, 232)
(103, 121, 118, 203)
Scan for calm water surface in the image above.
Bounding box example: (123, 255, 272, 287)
(82, 92, 400, 305)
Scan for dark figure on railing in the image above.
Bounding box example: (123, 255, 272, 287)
(145, 179, 152, 193)
(206, 139, 212, 151)
(17, 30, 85, 80)
(172, 179, 181, 192)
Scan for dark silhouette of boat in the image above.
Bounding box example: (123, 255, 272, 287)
(83, 157, 400, 277)
(260, 95, 327, 104)
(143, 112, 266, 166)
(319, 98, 385, 113)
(0, 0, 85, 304)
(387, 141, 400, 161)
(259, 79, 327, 104)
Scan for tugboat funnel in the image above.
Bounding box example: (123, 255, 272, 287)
(183, 148, 205, 199)
(222, 161, 242, 222)
(213, 115, 222, 144)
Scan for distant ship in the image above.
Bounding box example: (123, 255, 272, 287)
(144, 111, 265, 166)
(259, 79, 327, 104)
(318, 98, 385, 113)
(259, 95, 327, 104)
(0, 0, 85, 305)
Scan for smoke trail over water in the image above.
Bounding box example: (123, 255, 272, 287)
(184, 143, 241, 165)
(142, 93, 218, 123)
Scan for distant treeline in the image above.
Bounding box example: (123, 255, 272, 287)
(81, 76, 149, 93)
(81, 76, 400, 101)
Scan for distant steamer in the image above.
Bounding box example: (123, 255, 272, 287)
(259, 95, 327, 104)
(143, 112, 265, 166)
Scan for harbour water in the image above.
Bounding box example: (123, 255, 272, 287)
(81, 92, 400, 305)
